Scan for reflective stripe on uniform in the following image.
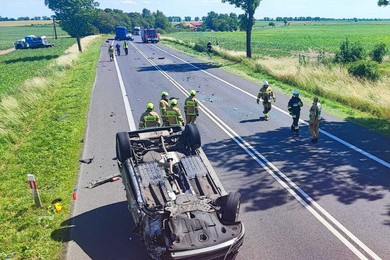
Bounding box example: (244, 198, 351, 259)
(144, 115, 158, 127)
(185, 100, 196, 115)
(166, 110, 179, 126)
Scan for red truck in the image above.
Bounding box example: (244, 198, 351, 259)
(141, 28, 160, 43)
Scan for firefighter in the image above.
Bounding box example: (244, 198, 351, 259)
(123, 41, 129, 55)
(184, 90, 199, 124)
(166, 99, 184, 126)
(256, 81, 276, 120)
(309, 96, 322, 143)
(159, 91, 170, 126)
(288, 90, 303, 134)
(139, 103, 161, 129)
(108, 44, 114, 61)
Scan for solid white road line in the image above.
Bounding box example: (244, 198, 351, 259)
(113, 48, 137, 131)
(152, 45, 390, 170)
(128, 42, 382, 260)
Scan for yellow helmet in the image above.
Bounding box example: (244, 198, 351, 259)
(146, 103, 154, 109)
(190, 90, 196, 96)
(161, 91, 169, 97)
(170, 99, 178, 106)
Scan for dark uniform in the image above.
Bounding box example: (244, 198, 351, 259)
(256, 82, 276, 120)
(184, 96, 199, 124)
(288, 92, 303, 133)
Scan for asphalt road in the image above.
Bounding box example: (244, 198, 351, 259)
(64, 36, 390, 260)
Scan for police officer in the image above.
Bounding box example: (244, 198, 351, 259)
(256, 81, 276, 120)
(166, 99, 184, 126)
(159, 91, 170, 126)
(123, 41, 129, 55)
(288, 90, 303, 134)
(184, 90, 199, 124)
(309, 97, 322, 143)
(139, 103, 161, 129)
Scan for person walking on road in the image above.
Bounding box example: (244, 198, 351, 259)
(108, 44, 114, 61)
(123, 41, 129, 55)
(159, 91, 170, 126)
(256, 81, 276, 120)
(184, 90, 199, 124)
(309, 96, 322, 143)
(139, 103, 161, 129)
(288, 90, 303, 134)
(166, 99, 184, 126)
(115, 42, 121, 56)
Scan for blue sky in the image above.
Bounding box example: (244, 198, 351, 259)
(0, 0, 389, 19)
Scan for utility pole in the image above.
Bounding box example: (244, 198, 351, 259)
(52, 15, 57, 39)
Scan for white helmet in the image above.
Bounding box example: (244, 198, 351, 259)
(263, 80, 269, 86)
(293, 89, 299, 96)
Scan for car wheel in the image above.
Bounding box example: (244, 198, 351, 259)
(183, 123, 201, 150)
(116, 132, 131, 163)
(222, 192, 241, 224)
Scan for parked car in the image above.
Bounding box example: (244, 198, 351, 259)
(116, 124, 245, 259)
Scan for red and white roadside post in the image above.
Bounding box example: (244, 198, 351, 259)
(27, 174, 42, 207)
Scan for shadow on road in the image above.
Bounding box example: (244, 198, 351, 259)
(51, 201, 149, 260)
(202, 119, 390, 226)
(137, 62, 221, 73)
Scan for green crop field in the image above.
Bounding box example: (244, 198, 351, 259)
(168, 20, 390, 57)
(0, 24, 68, 50)
(0, 37, 76, 97)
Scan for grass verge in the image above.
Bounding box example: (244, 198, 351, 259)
(0, 36, 103, 259)
(161, 36, 390, 137)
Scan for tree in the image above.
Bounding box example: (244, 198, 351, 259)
(222, 0, 261, 58)
(184, 16, 191, 21)
(45, 0, 99, 52)
(195, 17, 200, 21)
(378, 0, 389, 6)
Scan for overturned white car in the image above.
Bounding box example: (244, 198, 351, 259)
(116, 124, 245, 259)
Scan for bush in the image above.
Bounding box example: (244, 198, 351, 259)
(334, 38, 365, 63)
(348, 61, 380, 80)
(369, 43, 388, 63)
(269, 22, 275, 27)
(193, 42, 207, 52)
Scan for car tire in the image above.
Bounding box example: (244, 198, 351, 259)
(116, 132, 131, 163)
(222, 192, 241, 224)
(183, 123, 201, 150)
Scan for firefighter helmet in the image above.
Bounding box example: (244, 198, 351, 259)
(170, 99, 178, 105)
(293, 89, 299, 96)
(146, 103, 154, 109)
(161, 91, 169, 97)
(263, 80, 269, 86)
(190, 90, 196, 96)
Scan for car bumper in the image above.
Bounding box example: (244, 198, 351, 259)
(169, 224, 245, 260)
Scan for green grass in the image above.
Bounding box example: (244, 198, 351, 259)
(0, 37, 103, 259)
(0, 24, 68, 50)
(168, 20, 390, 57)
(161, 37, 390, 137)
(0, 37, 75, 97)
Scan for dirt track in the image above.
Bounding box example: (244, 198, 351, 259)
(0, 48, 15, 55)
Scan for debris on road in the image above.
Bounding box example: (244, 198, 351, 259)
(79, 156, 94, 164)
(87, 173, 121, 189)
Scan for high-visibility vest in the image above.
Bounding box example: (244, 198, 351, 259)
(185, 100, 197, 115)
(143, 115, 159, 128)
(123, 42, 128, 48)
(166, 110, 179, 126)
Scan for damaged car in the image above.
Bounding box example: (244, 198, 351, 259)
(115, 124, 245, 259)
